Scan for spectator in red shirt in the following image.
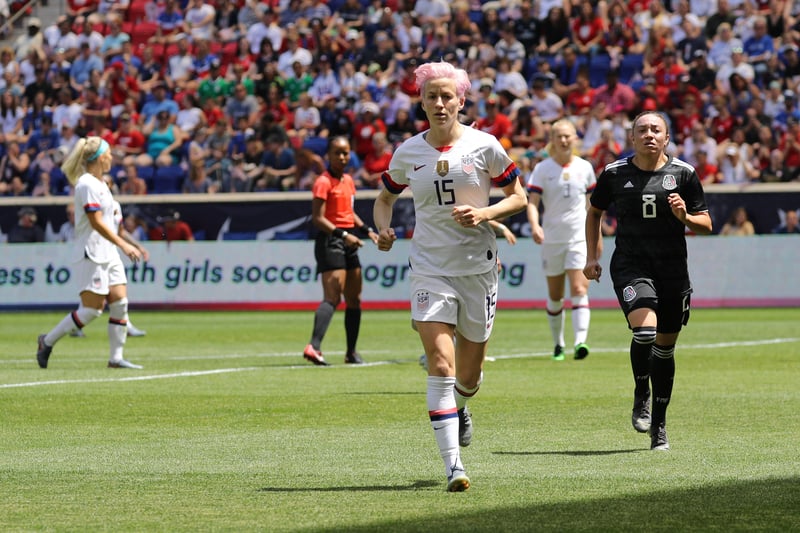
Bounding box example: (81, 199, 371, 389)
(355, 131, 392, 189)
(111, 112, 147, 167)
(653, 48, 685, 93)
(351, 101, 386, 160)
(571, 0, 605, 59)
(475, 95, 513, 147)
(102, 61, 140, 118)
(565, 69, 595, 118)
(149, 210, 195, 241)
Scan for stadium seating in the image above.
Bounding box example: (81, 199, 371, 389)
(302, 136, 328, 157)
(135, 165, 155, 190)
(619, 53, 645, 84)
(151, 165, 186, 194)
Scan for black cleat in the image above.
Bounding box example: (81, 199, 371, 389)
(649, 422, 670, 451)
(37, 334, 52, 369)
(632, 390, 652, 433)
(345, 351, 364, 364)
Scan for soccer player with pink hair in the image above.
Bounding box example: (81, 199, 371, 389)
(373, 61, 527, 492)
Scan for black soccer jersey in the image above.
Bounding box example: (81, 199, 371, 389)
(591, 155, 708, 285)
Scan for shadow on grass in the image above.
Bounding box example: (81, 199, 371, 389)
(494, 449, 643, 456)
(258, 480, 439, 492)
(299, 477, 800, 532)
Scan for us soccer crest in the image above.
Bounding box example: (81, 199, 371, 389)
(461, 154, 474, 174)
(415, 290, 430, 311)
(662, 174, 677, 190)
(436, 160, 449, 177)
(622, 285, 637, 302)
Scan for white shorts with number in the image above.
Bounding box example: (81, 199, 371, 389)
(409, 269, 498, 343)
(74, 255, 127, 295)
(541, 241, 587, 277)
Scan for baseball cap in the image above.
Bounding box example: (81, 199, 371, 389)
(27, 17, 41, 28)
(18, 206, 37, 220)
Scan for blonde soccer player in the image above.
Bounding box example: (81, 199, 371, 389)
(526, 119, 597, 361)
(37, 137, 144, 369)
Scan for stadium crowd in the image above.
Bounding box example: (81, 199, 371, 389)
(2, 0, 800, 200)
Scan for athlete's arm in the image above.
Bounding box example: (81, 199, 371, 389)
(453, 178, 527, 228)
(86, 210, 141, 262)
(583, 205, 603, 282)
(527, 190, 544, 245)
(668, 193, 713, 235)
(373, 188, 398, 251)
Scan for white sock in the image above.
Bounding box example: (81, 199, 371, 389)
(45, 306, 102, 346)
(427, 376, 463, 477)
(454, 371, 483, 410)
(107, 298, 128, 363)
(571, 295, 590, 346)
(546, 299, 565, 347)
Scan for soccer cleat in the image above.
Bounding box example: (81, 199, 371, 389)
(127, 324, 147, 337)
(553, 345, 565, 361)
(70, 329, 86, 338)
(574, 343, 590, 360)
(458, 406, 473, 447)
(108, 359, 144, 369)
(303, 344, 330, 366)
(649, 422, 670, 451)
(447, 467, 470, 492)
(345, 351, 364, 364)
(37, 334, 52, 369)
(632, 390, 652, 433)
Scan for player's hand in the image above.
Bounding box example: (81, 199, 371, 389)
(668, 193, 688, 223)
(452, 205, 484, 228)
(123, 244, 142, 263)
(377, 227, 397, 251)
(531, 226, 544, 245)
(343, 233, 363, 249)
(583, 260, 602, 282)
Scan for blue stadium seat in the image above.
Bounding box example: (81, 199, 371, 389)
(588, 53, 612, 88)
(50, 167, 70, 195)
(302, 136, 328, 157)
(619, 53, 645, 84)
(152, 165, 186, 194)
(135, 165, 155, 190)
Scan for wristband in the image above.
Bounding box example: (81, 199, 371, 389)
(333, 228, 348, 238)
(362, 226, 375, 236)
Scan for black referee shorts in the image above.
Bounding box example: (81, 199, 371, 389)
(314, 231, 361, 274)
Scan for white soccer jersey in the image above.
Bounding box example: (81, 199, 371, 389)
(526, 156, 596, 244)
(383, 126, 520, 276)
(72, 173, 118, 264)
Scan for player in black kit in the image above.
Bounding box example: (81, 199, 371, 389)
(583, 111, 713, 451)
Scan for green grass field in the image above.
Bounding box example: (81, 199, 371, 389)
(1, 308, 798, 532)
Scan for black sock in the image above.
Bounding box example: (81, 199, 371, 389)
(650, 344, 675, 427)
(630, 338, 652, 397)
(310, 301, 336, 349)
(345, 308, 361, 355)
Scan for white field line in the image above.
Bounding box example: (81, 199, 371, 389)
(1, 338, 797, 389)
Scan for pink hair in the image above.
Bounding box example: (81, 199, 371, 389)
(414, 61, 471, 98)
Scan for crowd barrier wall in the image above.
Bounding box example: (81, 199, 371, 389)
(1, 235, 798, 311)
(1, 185, 798, 310)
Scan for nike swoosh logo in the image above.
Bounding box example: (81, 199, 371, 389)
(432, 425, 445, 431)
(414, 164, 426, 171)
